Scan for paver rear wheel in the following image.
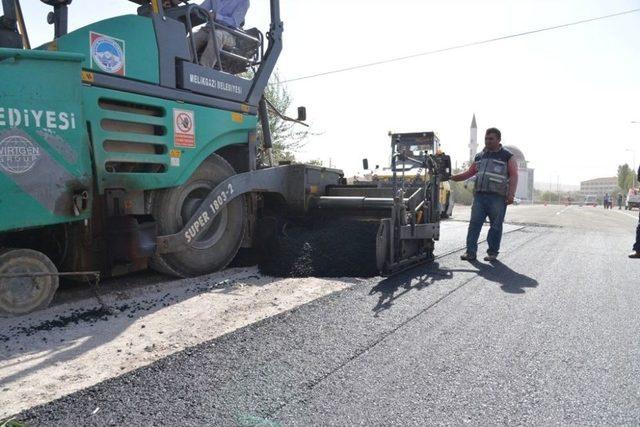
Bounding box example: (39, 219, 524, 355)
(0, 249, 59, 316)
(150, 155, 246, 277)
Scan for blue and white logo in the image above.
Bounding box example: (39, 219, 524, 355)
(90, 32, 125, 75)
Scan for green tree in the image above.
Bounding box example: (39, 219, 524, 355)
(541, 191, 555, 202)
(449, 180, 474, 205)
(533, 188, 542, 202)
(258, 73, 310, 163)
(617, 164, 636, 192)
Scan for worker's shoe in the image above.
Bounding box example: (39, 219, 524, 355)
(460, 252, 476, 261)
(629, 251, 640, 259)
(484, 254, 498, 262)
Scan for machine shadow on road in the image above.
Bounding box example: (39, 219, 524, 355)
(369, 262, 453, 316)
(368, 258, 539, 316)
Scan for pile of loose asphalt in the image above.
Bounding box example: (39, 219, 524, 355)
(257, 219, 380, 278)
(0, 274, 259, 346)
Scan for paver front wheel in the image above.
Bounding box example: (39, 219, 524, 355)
(150, 155, 246, 277)
(0, 249, 59, 316)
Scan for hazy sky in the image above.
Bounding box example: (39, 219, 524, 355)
(12, 0, 640, 185)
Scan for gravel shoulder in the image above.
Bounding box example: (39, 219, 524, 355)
(0, 267, 359, 418)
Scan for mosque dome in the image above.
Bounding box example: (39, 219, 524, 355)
(503, 145, 526, 167)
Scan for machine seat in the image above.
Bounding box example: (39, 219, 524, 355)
(134, 1, 261, 75)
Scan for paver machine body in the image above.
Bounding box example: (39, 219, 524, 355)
(356, 132, 454, 218)
(313, 132, 451, 274)
(0, 0, 451, 315)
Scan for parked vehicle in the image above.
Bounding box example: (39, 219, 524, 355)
(626, 188, 640, 210)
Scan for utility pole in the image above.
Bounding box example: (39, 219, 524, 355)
(630, 121, 639, 188)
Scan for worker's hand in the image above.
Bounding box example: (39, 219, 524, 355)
(506, 196, 514, 205)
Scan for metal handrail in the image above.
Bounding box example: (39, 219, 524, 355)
(179, 5, 263, 72)
(183, 4, 223, 70)
(220, 49, 258, 66)
(214, 22, 261, 45)
(211, 21, 263, 67)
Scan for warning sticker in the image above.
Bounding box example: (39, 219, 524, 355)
(173, 109, 195, 148)
(170, 149, 181, 167)
(231, 112, 244, 123)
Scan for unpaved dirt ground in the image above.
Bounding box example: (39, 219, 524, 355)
(0, 267, 362, 418)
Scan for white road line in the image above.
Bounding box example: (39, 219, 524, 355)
(555, 206, 572, 216)
(612, 209, 640, 220)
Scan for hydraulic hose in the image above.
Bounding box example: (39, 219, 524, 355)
(258, 96, 273, 149)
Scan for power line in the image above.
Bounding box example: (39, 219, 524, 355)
(280, 7, 640, 84)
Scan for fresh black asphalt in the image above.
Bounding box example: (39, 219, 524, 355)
(15, 212, 640, 425)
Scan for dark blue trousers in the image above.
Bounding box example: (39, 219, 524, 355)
(466, 192, 507, 256)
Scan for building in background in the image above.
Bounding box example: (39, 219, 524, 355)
(580, 177, 618, 199)
(503, 145, 534, 202)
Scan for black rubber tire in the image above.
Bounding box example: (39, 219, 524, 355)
(0, 248, 59, 316)
(150, 155, 246, 277)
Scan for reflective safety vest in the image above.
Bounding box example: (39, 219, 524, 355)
(474, 147, 513, 196)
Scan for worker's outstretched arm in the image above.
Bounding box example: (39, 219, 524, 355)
(451, 163, 477, 182)
(507, 157, 518, 204)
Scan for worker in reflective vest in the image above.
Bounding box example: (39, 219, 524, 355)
(451, 127, 518, 262)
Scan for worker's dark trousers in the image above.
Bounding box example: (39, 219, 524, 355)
(466, 192, 507, 256)
(634, 211, 640, 252)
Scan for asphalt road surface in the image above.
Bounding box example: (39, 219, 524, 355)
(14, 205, 640, 425)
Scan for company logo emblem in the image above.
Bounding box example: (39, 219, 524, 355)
(0, 135, 41, 174)
(90, 32, 125, 75)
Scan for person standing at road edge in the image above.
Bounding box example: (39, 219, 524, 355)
(451, 127, 518, 262)
(629, 166, 640, 258)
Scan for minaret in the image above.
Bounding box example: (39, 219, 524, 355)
(469, 114, 478, 164)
